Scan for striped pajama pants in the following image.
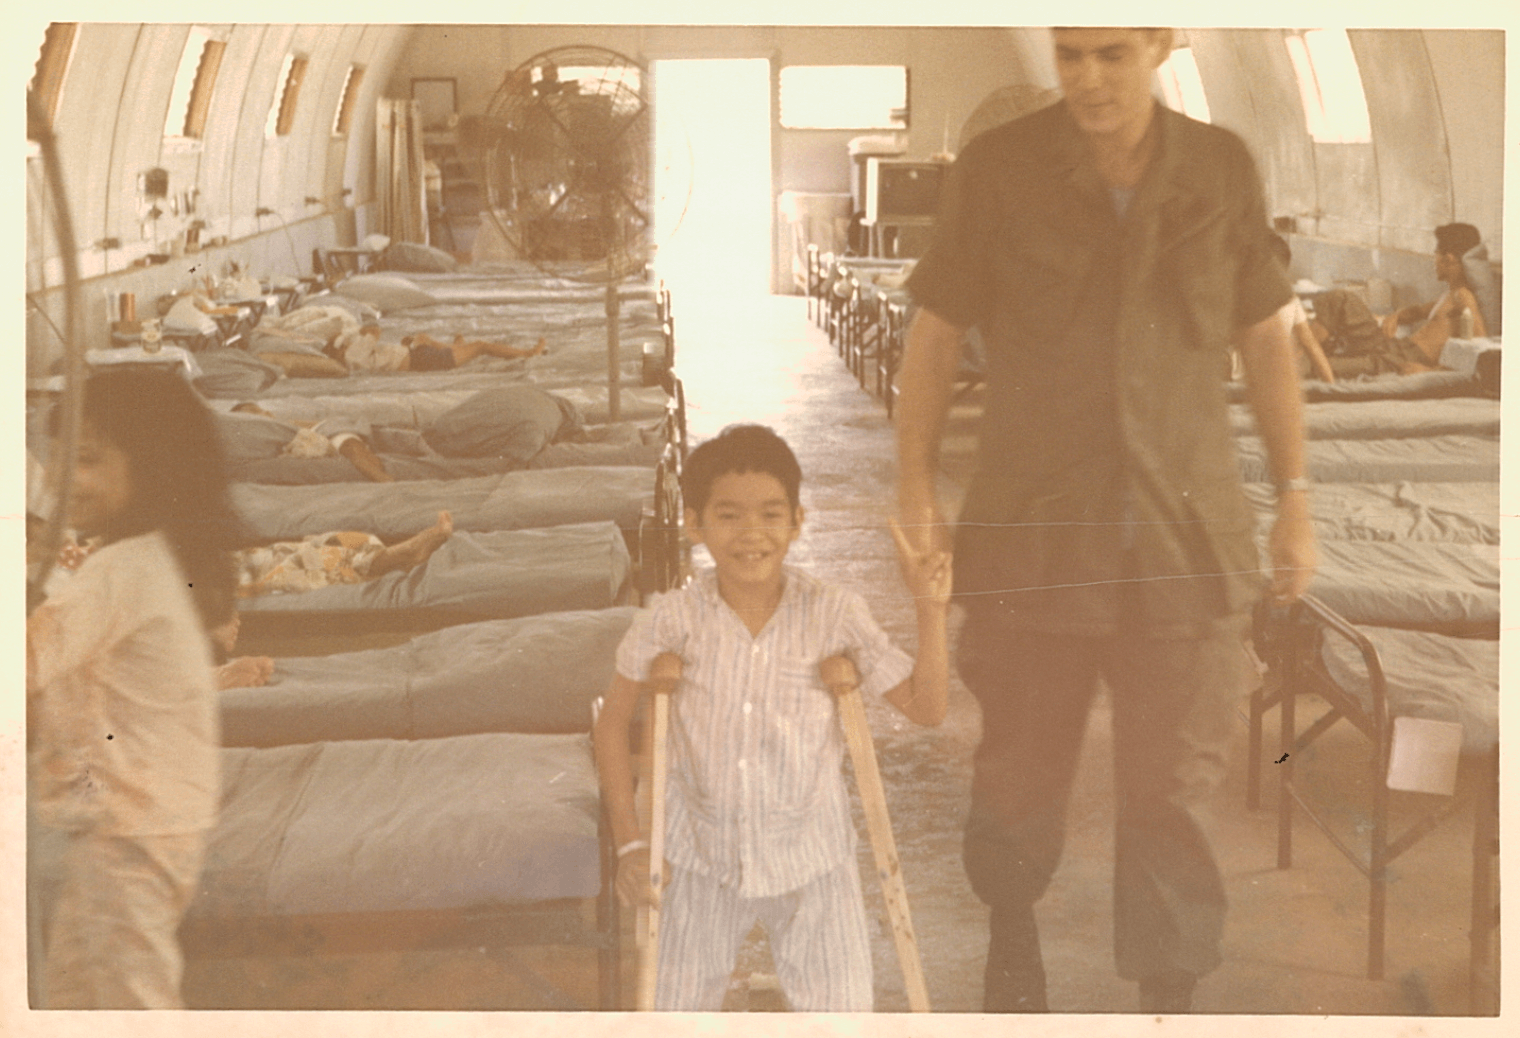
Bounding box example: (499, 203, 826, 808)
(655, 861, 874, 1011)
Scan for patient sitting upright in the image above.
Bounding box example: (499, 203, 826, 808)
(1310, 222, 1490, 376)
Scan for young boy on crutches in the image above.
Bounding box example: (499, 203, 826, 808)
(591, 424, 950, 1011)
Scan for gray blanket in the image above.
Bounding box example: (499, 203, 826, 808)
(222, 608, 636, 746)
(236, 522, 631, 620)
(231, 467, 653, 543)
(190, 732, 601, 918)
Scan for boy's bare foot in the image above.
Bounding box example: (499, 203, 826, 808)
(370, 511, 454, 576)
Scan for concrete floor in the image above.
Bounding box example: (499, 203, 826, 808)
(182, 292, 1499, 1017)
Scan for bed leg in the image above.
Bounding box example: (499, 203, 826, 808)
(1276, 660, 1296, 870)
(1247, 681, 1264, 812)
(1469, 747, 1500, 1014)
(1368, 764, 1389, 981)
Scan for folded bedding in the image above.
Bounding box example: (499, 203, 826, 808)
(1241, 481, 1499, 545)
(231, 466, 653, 543)
(189, 732, 601, 919)
(236, 522, 631, 620)
(1228, 396, 1500, 441)
(1235, 433, 1499, 484)
(221, 608, 637, 747)
(1317, 626, 1497, 753)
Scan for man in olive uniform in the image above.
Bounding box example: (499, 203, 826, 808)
(896, 28, 1316, 1013)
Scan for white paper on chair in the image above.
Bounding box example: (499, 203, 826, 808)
(1385, 716, 1465, 796)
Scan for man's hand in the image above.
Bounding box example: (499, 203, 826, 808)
(1268, 493, 1317, 604)
(889, 517, 951, 609)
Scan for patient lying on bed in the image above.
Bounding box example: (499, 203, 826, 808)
(247, 306, 546, 377)
(336, 326, 546, 373)
(235, 510, 454, 598)
(227, 403, 396, 482)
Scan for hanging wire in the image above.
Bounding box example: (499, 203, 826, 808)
(26, 88, 86, 615)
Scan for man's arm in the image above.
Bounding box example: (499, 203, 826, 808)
(1236, 312, 1317, 603)
(894, 307, 967, 555)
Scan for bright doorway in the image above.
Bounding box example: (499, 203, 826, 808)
(651, 59, 773, 299)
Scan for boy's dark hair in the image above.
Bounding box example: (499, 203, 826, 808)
(681, 424, 802, 514)
(76, 369, 243, 631)
(1435, 223, 1481, 258)
(1268, 232, 1291, 269)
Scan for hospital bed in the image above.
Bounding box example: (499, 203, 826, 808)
(178, 730, 622, 1010)
(230, 466, 656, 545)
(233, 522, 634, 657)
(1235, 388, 1499, 1007)
(221, 607, 638, 748)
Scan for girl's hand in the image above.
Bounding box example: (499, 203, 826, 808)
(889, 517, 952, 609)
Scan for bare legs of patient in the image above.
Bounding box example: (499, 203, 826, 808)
(369, 510, 454, 577)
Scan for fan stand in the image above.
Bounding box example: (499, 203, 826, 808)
(605, 280, 621, 422)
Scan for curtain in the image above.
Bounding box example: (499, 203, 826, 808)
(375, 98, 428, 245)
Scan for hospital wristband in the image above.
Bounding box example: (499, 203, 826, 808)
(616, 839, 650, 859)
(1276, 476, 1312, 495)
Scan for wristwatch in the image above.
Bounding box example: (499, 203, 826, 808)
(1277, 476, 1312, 494)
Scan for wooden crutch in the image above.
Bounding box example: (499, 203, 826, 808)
(635, 652, 682, 1011)
(820, 655, 932, 1012)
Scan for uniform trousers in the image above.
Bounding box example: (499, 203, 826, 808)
(957, 608, 1254, 982)
(655, 860, 873, 1011)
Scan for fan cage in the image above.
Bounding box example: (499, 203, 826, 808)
(482, 46, 653, 283)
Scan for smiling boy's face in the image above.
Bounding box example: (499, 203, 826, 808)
(685, 470, 803, 594)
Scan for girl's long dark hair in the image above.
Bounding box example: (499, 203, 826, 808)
(78, 369, 243, 632)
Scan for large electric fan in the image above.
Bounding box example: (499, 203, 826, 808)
(26, 89, 86, 615)
(480, 46, 654, 420)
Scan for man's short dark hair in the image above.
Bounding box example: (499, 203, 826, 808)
(681, 424, 802, 514)
(1435, 223, 1481, 258)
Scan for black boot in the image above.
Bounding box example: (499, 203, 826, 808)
(1138, 970, 1197, 1013)
(984, 906, 1047, 1012)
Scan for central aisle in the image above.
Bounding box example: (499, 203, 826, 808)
(668, 289, 987, 1012)
(666, 290, 1485, 1016)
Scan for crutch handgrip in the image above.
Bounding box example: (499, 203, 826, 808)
(648, 652, 683, 697)
(636, 652, 682, 1011)
(819, 654, 860, 696)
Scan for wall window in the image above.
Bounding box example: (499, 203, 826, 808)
(1157, 46, 1211, 123)
(333, 63, 365, 135)
(1285, 29, 1372, 143)
(266, 52, 309, 138)
(165, 26, 225, 139)
(28, 22, 77, 140)
(779, 65, 908, 130)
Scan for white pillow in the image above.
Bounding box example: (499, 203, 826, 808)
(163, 295, 218, 335)
(333, 273, 436, 312)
